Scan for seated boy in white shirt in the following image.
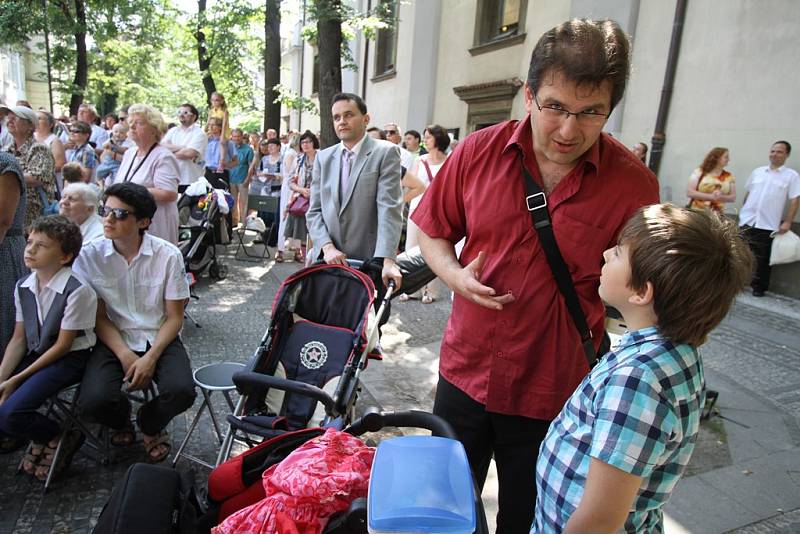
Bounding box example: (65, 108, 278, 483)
(73, 182, 195, 463)
(0, 215, 97, 482)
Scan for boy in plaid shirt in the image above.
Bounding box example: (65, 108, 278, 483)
(534, 204, 754, 533)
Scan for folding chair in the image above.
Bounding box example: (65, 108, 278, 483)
(234, 195, 279, 262)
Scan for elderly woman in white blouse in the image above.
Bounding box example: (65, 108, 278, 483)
(59, 182, 103, 245)
(109, 103, 180, 244)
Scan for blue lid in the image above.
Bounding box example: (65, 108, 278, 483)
(368, 436, 475, 533)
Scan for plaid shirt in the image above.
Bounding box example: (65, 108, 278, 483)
(67, 143, 97, 170)
(534, 327, 705, 533)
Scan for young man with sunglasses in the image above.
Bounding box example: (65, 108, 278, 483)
(411, 19, 660, 532)
(73, 182, 195, 463)
(161, 103, 208, 188)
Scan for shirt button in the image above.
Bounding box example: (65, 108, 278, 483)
(496, 351, 503, 357)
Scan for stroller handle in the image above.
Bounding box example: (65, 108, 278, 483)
(345, 408, 458, 440)
(232, 371, 336, 414)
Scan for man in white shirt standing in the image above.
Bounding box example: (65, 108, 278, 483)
(384, 122, 414, 169)
(739, 140, 800, 296)
(73, 182, 195, 463)
(161, 103, 208, 189)
(78, 103, 110, 153)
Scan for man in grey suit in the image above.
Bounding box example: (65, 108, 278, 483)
(307, 92, 403, 289)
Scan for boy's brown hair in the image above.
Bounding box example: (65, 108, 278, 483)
(27, 215, 83, 266)
(618, 204, 753, 347)
(61, 162, 83, 184)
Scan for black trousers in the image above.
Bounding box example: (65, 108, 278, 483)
(433, 376, 550, 534)
(741, 226, 773, 292)
(77, 339, 196, 436)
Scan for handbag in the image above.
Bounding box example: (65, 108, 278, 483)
(288, 194, 309, 217)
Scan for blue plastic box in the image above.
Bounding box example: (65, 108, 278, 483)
(367, 436, 476, 534)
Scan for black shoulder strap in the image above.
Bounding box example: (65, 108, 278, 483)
(520, 158, 597, 367)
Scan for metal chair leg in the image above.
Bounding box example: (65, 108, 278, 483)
(172, 396, 208, 467)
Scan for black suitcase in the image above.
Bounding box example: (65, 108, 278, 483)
(93, 463, 198, 534)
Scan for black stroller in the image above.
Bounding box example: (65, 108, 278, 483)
(216, 261, 395, 464)
(178, 187, 229, 281)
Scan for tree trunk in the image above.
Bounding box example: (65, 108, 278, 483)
(316, 0, 342, 148)
(67, 0, 88, 115)
(196, 0, 217, 106)
(263, 0, 281, 132)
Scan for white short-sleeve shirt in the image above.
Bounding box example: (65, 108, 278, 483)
(739, 165, 800, 231)
(73, 234, 190, 352)
(163, 123, 208, 185)
(15, 267, 97, 352)
(112, 144, 181, 244)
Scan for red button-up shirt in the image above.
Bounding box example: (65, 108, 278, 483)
(411, 116, 660, 421)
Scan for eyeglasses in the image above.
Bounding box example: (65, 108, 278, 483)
(99, 206, 132, 220)
(384, 129, 398, 135)
(69, 129, 86, 134)
(532, 93, 609, 126)
(177, 110, 192, 116)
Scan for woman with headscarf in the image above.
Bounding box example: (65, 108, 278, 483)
(109, 103, 180, 244)
(4, 106, 56, 228)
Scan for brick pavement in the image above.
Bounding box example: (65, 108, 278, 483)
(2, 244, 799, 533)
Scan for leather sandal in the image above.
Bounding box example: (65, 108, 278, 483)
(34, 429, 85, 482)
(275, 251, 284, 263)
(110, 421, 135, 447)
(143, 430, 171, 463)
(21, 442, 44, 475)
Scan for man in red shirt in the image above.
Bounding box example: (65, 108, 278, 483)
(412, 19, 659, 532)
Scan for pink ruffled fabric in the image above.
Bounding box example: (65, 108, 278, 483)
(213, 428, 375, 534)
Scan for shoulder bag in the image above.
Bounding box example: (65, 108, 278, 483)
(520, 158, 604, 367)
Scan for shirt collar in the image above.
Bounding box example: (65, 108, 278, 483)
(341, 133, 367, 159)
(617, 325, 662, 349)
(501, 113, 601, 173)
(22, 267, 73, 294)
(104, 234, 153, 258)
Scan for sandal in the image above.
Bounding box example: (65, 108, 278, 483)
(110, 422, 135, 447)
(21, 442, 44, 475)
(34, 429, 85, 482)
(143, 430, 171, 463)
(293, 251, 304, 263)
(421, 293, 435, 304)
(275, 251, 284, 263)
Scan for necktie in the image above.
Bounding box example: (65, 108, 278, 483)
(340, 149, 354, 201)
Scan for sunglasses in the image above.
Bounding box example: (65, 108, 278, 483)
(99, 206, 133, 220)
(70, 129, 87, 134)
(384, 129, 398, 135)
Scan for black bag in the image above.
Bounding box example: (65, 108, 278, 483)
(93, 463, 199, 534)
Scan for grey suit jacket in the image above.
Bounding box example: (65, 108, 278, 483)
(306, 135, 403, 261)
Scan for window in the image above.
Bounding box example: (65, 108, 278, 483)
(373, 0, 398, 79)
(312, 52, 320, 95)
(473, 0, 527, 52)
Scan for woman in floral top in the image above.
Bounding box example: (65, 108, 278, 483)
(4, 106, 56, 228)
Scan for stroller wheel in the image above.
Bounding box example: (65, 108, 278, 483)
(209, 262, 228, 280)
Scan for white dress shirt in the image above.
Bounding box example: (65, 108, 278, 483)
(90, 124, 110, 148)
(80, 213, 104, 245)
(739, 165, 800, 231)
(15, 267, 97, 352)
(163, 123, 208, 185)
(73, 234, 189, 352)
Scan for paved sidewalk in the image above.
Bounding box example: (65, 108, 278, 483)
(1, 244, 799, 533)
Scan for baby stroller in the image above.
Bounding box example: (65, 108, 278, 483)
(216, 261, 395, 464)
(178, 184, 230, 281)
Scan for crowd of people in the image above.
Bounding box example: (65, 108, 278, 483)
(0, 15, 798, 534)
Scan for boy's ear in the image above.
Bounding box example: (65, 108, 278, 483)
(628, 281, 654, 307)
(60, 251, 74, 266)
